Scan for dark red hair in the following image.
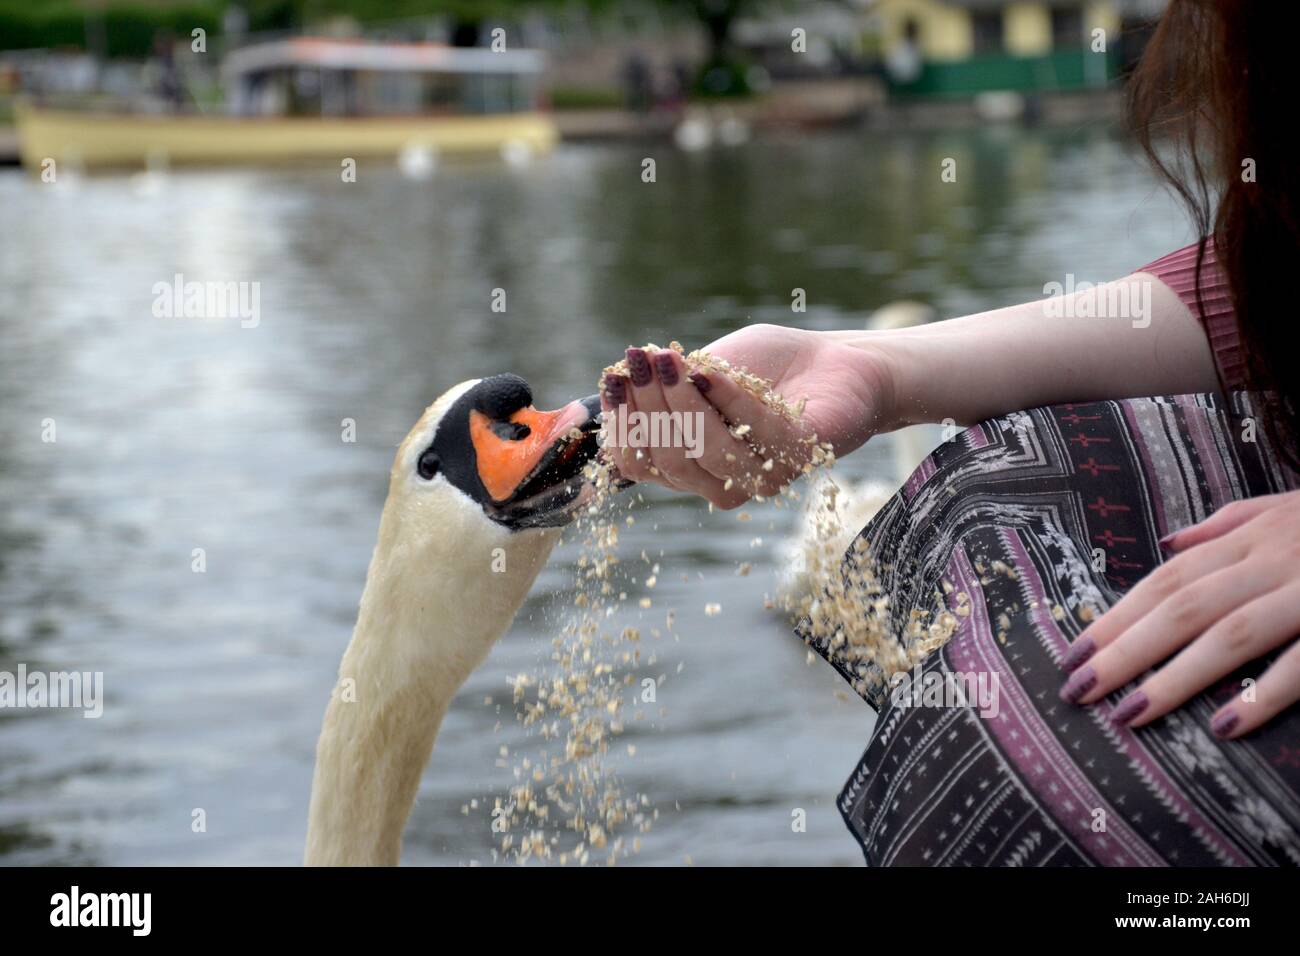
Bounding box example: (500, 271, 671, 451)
(1129, 0, 1299, 462)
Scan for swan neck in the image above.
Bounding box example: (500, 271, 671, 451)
(305, 662, 451, 866)
(305, 523, 556, 866)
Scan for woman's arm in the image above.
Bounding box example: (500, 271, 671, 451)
(601, 272, 1222, 509)
(602, 274, 1300, 740)
(839, 272, 1222, 430)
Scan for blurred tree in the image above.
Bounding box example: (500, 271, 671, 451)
(241, 0, 760, 63)
(235, 0, 610, 47)
(268, 0, 766, 92)
(679, 0, 751, 66)
(4, 0, 764, 87)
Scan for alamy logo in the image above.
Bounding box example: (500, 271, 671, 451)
(0, 665, 103, 718)
(601, 407, 705, 459)
(1042, 275, 1151, 328)
(151, 273, 261, 328)
(50, 886, 151, 936)
(889, 663, 1001, 718)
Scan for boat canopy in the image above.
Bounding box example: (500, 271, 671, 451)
(221, 38, 547, 117)
(222, 39, 546, 80)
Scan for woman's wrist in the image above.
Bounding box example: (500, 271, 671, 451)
(823, 327, 924, 432)
(828, 277, 1223, 433)
(832, 319, 1083, 430)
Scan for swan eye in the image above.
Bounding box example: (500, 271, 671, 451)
(417, 449, 440, 480)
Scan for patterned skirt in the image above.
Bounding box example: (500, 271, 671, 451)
(800, 393, 1300, 866)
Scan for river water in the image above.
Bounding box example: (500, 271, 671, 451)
(0, 125, 1192, 865)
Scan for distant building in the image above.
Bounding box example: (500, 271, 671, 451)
(875, 0, 1166, 97)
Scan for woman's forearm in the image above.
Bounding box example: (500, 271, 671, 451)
(834, 273, 1223, 429)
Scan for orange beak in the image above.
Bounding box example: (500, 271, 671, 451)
(469, 401, 592, 504)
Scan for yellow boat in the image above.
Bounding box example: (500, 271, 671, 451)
(15, 38, 558, 170)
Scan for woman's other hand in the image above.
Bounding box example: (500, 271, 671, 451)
(1061, 489, 1300, 739)
(600, 325, 894, 509)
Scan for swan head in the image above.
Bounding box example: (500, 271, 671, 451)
(391, 374, 602, 537)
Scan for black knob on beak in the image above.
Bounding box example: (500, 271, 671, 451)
(579, 393, 602, 429)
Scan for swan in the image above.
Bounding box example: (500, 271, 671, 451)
(304, 374, 603, 866)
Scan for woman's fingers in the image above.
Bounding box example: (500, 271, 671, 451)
(1164, 493, 1294, 553)
(1124, 582, 1300, 727)
(622, 350, 687, 486)
(608, 347, 812, 506)
(688, 366, 812, 489)
(1061, 531, 1251, 674)
(624, 348, 738, 504)
(608, 348, 742, 506)
(618, 348, 683, 488)
(1058, 490, 1300, 738)
(601, 370, 651, 484)
(653, 351, 769, 500)
(1068, 557, 1284, 706)
(1212, 632, 1300, 739)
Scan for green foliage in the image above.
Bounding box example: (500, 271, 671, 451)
(239, 0, 591, 28)
(0, 0, 753, 60)
(0, 1, 570, 57)
(549, 85, 623, 110)
(694, 57, 755, 98)
(0, 2, 222, 57)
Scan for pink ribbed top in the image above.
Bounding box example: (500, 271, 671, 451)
(1139, 241, 1246, 391)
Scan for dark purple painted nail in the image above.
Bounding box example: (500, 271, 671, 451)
(1060, 636, 1096, 672)
(1211, 709, 1239, 738)
(688, 371, 711, 393)
(1158, 532, 1178, 552)
(626, 348, 652, 387)
(1111, 691, 1149, 726)
(1060, 666, 1097, 704)
(603, 373, 627, 405)
(653, 351, 679, 387)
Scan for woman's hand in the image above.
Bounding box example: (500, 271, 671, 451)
(1061, 489, 1300, 739)
(600, 325, 894, 509)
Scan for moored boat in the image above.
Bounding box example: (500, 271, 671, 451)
(15, 37, 558, 171)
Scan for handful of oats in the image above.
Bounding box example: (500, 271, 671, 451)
(481, 345, 954, 864)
